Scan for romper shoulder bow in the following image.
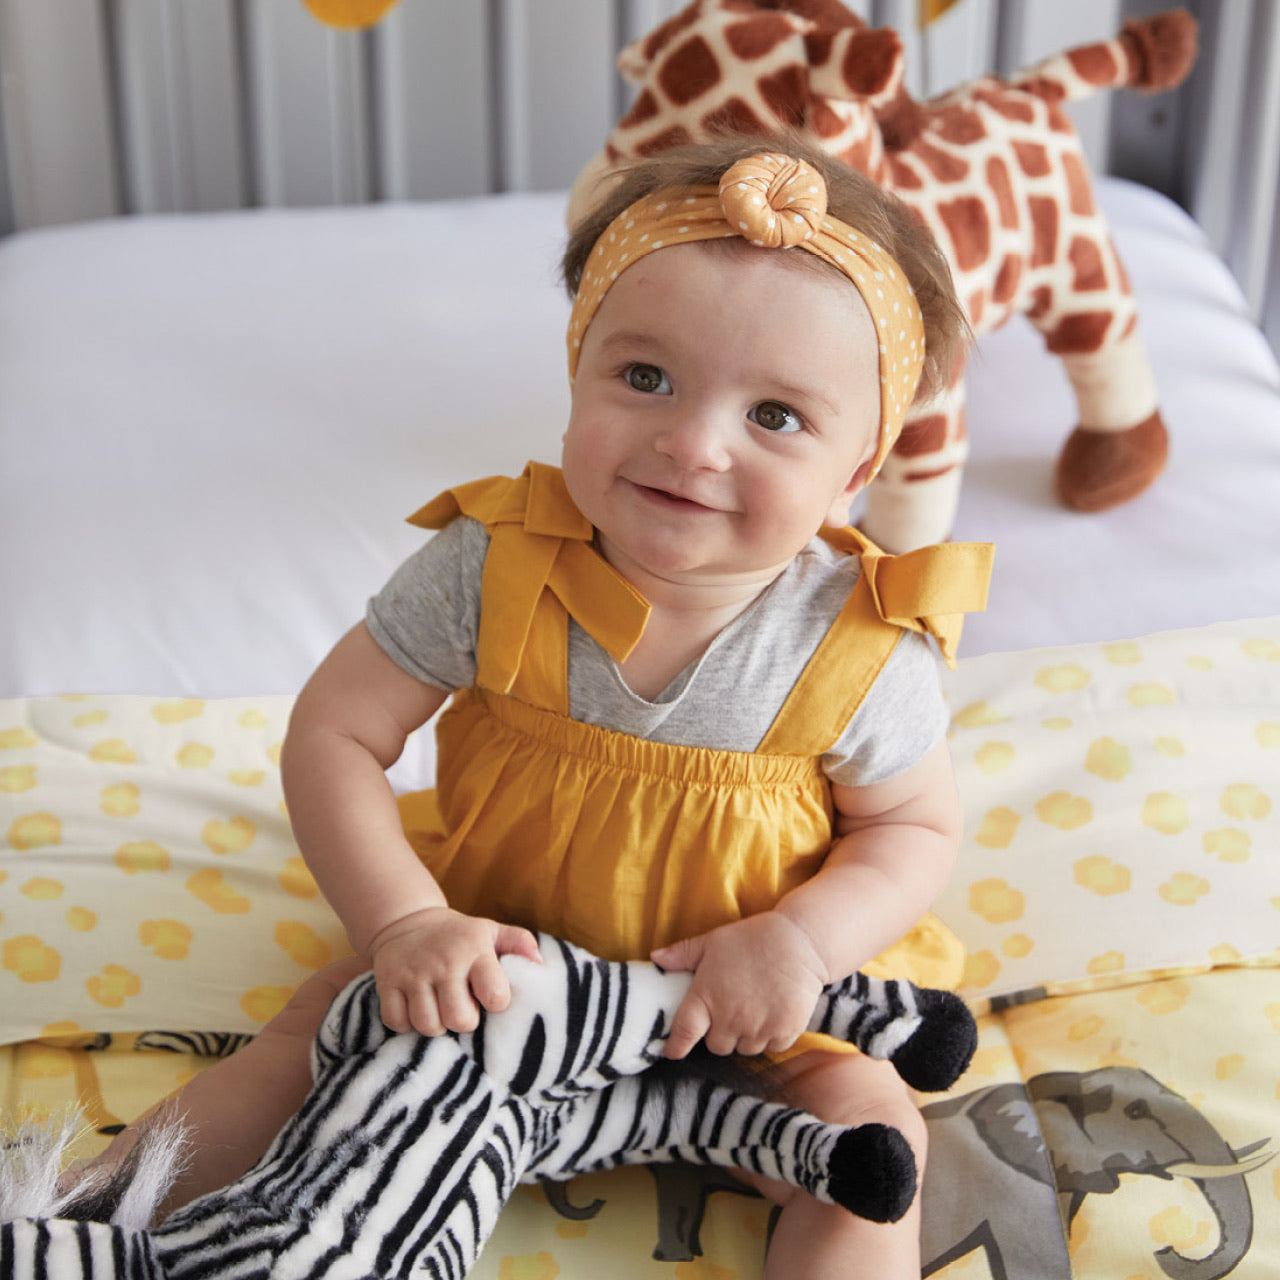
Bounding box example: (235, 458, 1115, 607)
(407, 464, 994, 698)
(407, 462, 650, 698)
(821, 527, 995, 668)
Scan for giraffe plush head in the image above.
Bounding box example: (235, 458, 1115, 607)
(569, 0, 1198, 552)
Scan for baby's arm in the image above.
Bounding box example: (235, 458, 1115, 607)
(281, 622, 539, 1035)
(655, 738, 961, 1058)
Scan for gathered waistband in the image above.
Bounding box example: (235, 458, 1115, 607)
(457, 686, 825, 790)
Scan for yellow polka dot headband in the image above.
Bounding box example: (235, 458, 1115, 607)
(567, 152, 926, 475)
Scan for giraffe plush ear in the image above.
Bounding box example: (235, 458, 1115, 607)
(808, 25, 905, 106)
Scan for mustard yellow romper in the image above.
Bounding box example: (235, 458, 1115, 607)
(395, 464, 992, 1028)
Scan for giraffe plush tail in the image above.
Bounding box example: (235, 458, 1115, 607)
(807, 974, 977, 1093)
(1010, 9, 1197, 105)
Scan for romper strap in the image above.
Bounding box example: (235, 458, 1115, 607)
(407, 463, 650, 713)
(758, 530, 994, 756)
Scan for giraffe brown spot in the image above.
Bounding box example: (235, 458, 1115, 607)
(660, 36, 723, 107)
(1012, 140, 1050, 177)
(968, 289, 987, 328)
(841, 26, 901, 96)
(1062, 153, 1095, 216)
(757, 66, 808, 126)
(904, 461, 961, 482)
(993, 253, 1023, 305)
(1027, 285, 1053, 323)
(809, 97, 849, 138)
(937, 196, 990, 272)
(1029, 196, 1058, 268)
(619, 87, 660, 129)
(1069, 236, 1106, 292)
(703, 97, 770, 136)
(641, 5, 700, 62)
(986, 156, 1017, 229)
(726, 13, 796, 60)
(1120, 313, 1137, 339)
(933, 105, 985, 146)
(1017, 76, 1066, 106)
(801, 0, 863, 34)
(636, 125, 694, 157)
(804, 30, 836, 64)
(1047, 104, 1075, 135)
(887, 156, 922, 189)
(1068, 43, 1122, 86)
(1046, 311, 1113, 354)
(838, 136, 874, 173)
(915, 140, 969, 183)
(975, 88, 1035, 123)
(893, 414, 949, 457)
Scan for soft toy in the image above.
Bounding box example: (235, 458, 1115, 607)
(0, 933, 976, 1278)
(567, 1, 1198, 552)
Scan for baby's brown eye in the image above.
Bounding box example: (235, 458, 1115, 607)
(750, 401, 801, 433)
(625, 364, 671, 394)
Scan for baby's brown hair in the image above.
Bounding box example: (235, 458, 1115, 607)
(562, 133, 967, 405)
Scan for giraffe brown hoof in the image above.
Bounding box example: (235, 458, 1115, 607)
(1054, 411, 1168, 513)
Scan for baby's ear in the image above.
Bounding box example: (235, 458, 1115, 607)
(824, 459, 876, 528)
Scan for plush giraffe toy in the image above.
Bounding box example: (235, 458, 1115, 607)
(567, 0, 1198, 552)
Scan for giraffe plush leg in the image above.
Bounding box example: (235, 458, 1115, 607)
(860, 382, 969, 552)
(1051, 316, 1167, 512)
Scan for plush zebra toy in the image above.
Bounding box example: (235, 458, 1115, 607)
(0, 934, 976, 1280)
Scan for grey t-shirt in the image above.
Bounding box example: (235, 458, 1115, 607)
(367, 516, 948, 787)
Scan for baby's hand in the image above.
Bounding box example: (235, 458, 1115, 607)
(651, 913, 828, 1059)
(368, 907, 541, 1036)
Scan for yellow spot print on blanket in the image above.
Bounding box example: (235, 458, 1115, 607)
(115, 840, 170, 874)
(8, 811, 60, 849)
(2, 935, 61, 983)
(201, 816, 256, 855)
(86, 964, 142, 1008)
(151, 698, 205, 723)
(0, 764, 37, 792)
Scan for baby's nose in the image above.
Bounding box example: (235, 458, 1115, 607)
(653, 411, 733, 470)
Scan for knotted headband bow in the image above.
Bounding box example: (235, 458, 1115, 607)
(566, 152, 926, 477)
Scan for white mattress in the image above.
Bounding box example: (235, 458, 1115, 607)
(4, 179, 1279, 758)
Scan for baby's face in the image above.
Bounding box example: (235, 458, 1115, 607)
(562, 241, 881, 595)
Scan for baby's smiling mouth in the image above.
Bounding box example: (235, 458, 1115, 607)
(628, 479, 720, 512)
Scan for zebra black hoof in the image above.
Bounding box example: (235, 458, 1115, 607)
(889, 989, 977, 1093)
(827, 1123, 916, 1223)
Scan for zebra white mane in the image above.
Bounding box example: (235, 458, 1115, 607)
(0, 933, 975, 1280)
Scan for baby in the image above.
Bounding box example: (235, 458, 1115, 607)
(88, 138, 992, 1278)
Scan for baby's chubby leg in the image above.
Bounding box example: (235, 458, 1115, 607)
(750, 1049, 928, 1280)
(67, 955, 368, 1222)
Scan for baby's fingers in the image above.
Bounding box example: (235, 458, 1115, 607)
(468, 952, 514, 1015)
(407, 985, 448, 1037)
(663, 994, 712, 1060)
(494, 923, 543, 964)
(377, 984, 411, 1034)
(433, 976, 482, 1035)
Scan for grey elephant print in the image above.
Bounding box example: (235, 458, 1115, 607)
(544, 1065, 1272, 1278)
(920, 1066, 1270, 1280)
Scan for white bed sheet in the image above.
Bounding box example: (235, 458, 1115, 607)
(3, 177, 1279, 789)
